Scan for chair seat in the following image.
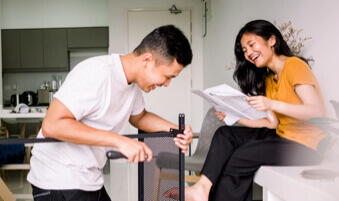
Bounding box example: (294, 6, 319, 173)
(185, 156, 206, 172)
(155, 152, 179, 170)
(155, 152, 206, 172)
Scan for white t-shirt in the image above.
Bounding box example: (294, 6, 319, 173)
(27, 54, 144, 191)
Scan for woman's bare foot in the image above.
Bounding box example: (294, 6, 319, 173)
(162, 185, 209, 201)
(185, 184, 209, 201)
(163, 175, 211, 201)
(163, 187, 180, 200)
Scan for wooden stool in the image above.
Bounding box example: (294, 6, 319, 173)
(0, 127, 9, 138)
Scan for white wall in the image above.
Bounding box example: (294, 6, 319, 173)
(109, 0, 204, 131)
(1, 0, 108, 29)
(203, 0, 339, 118)
(1, 0, 109, 106)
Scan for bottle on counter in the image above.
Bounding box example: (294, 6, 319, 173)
(51, 75, 57, 90)
(49, 91, 54, 105)
(57, 75, 63, 89)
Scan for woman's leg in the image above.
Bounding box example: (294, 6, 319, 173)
(208, 134, 323, 201)
(182, 126, 275, 201)
(200, 126, 274, 185)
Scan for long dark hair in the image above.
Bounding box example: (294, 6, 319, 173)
(233, 19, 309, 96)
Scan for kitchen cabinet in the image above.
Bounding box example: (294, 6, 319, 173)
(1, 30, 21, 70)
(2, 29, 65, 72)
(21, 29, 44, 69)
(67, 27, 108, 48)
(2, 27, 108, 73)
(43, 29, 68, 70)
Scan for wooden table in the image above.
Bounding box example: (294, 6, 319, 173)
(0, 109, 46, 138)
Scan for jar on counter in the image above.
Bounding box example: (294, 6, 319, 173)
(44, 81, 50, 90)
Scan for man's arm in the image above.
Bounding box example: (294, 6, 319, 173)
(129, 109, 193, 153)
(129, 109, 177, 132)
(42, 98, 153, 163)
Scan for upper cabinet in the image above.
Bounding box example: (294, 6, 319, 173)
(44, 29, 68, 70)
(2, 30, 21, 70)
(1, 27, 109, 73)
(21, 29, 44, 69)
(68, 27, 109, 48)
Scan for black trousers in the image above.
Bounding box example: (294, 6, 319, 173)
(201, 126, 324, 201)
(31, 185, 111, 201)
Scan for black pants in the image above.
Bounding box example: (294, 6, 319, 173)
(31, 185, 111, 201)
(201, 126, 324, 201)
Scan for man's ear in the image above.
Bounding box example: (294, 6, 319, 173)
(268, 35, 276, 47)
(142, 53, 154, 68)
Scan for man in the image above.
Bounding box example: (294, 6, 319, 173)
(27, 25, 193, 201)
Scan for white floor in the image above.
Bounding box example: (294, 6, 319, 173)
(1, 170, 32, 201)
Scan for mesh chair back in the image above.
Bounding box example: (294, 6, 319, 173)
(138, 133, 184, 201)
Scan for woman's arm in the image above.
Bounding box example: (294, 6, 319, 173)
(237, 110, 278, 128)
(214, 109, 279, 128)
(247, 84, 325, 121)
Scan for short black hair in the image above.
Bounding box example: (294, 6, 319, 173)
(133, 25, 193, 67)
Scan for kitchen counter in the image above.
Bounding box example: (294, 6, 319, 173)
(0, 111, 46, 119)
(0, 108, 46, 123)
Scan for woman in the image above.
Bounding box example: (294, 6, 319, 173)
(164, 19, 327, 201)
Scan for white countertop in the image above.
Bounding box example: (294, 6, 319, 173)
(0, 108, 46, 123)
(254, 161, 339, 201)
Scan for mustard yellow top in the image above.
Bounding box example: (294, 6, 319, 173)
(265, 57, 326, 150)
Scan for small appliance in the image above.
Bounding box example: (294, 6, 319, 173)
(38, 89, 51, 105)
(21, 91, 37, 106)
(10, 94, 22, 107)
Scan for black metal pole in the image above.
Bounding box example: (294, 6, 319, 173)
(178, 113, 185, 201)
(138, 133, 145, 201)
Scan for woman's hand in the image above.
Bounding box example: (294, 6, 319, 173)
(246, 96, 275, 111)
(213, 108, 226, 121)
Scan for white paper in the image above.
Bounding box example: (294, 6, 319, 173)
(191, 84, 268, 125)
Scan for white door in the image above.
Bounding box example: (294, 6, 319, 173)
(127, 9, 192, 128)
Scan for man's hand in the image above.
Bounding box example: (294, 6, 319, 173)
(173, 124, 193, 154)
(116, 135, 153, 163)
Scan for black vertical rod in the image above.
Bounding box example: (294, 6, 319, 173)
(178, 113, 185, 201)
(203, 1, 207, 37)
(138, 130, 145, 201)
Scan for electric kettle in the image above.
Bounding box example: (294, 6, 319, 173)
(10, 94, 21, 107)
